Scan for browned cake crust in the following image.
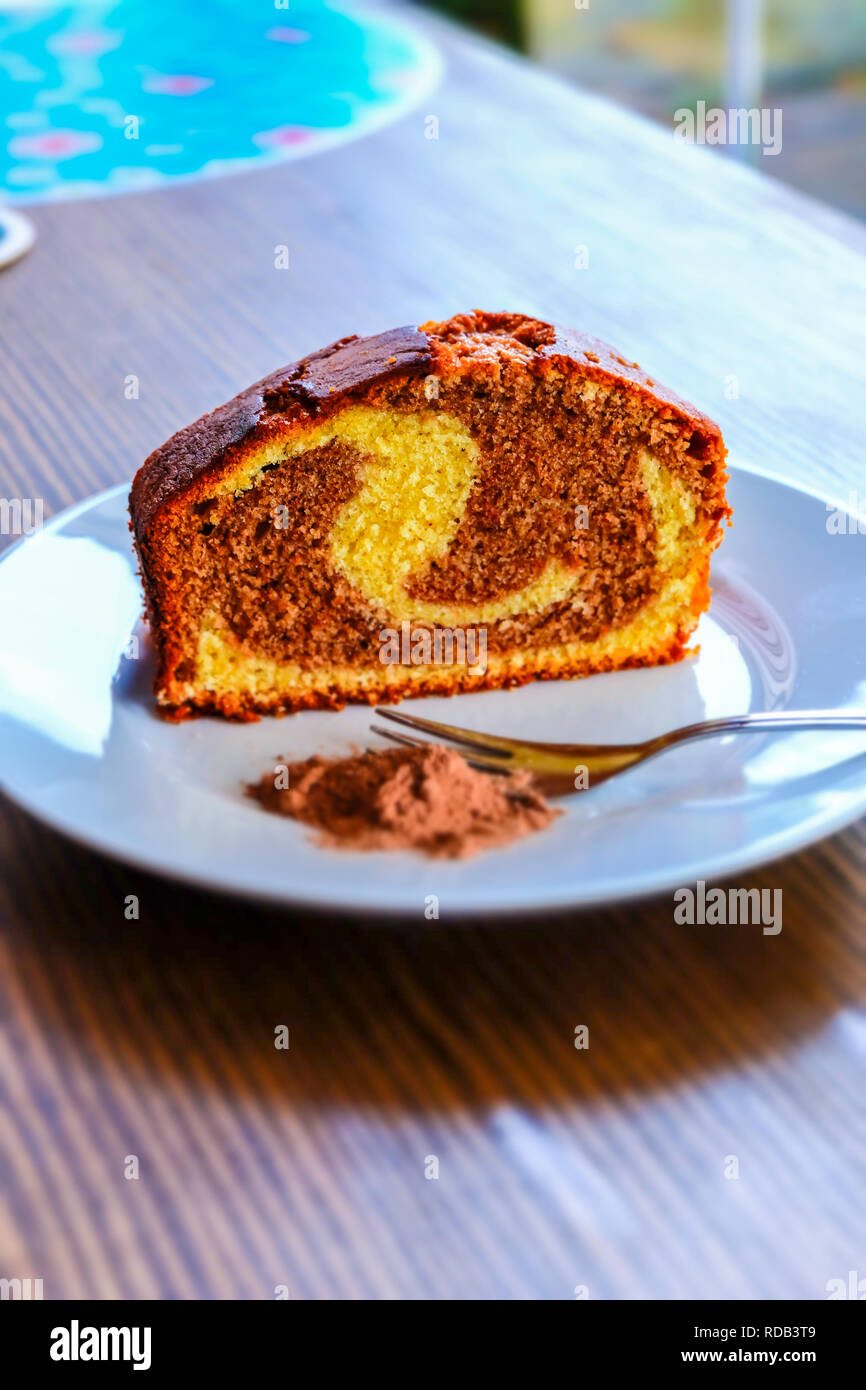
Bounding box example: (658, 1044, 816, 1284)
(130, 311, 730, 720)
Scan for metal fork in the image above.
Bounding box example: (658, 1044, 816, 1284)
(371, 707, 866, 797)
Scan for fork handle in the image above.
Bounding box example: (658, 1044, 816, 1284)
(654, 710, 866, 752)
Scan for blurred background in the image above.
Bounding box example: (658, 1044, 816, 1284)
(2, 1, 863, 220)
(412, 0, 866, 220)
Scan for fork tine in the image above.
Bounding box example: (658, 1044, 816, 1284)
(369, 722, 430, 756)
(374, 706, 636, 788)
(370, 725, 514, 775)
(370, 726, 426, 752)
(375, 707, 516, 759)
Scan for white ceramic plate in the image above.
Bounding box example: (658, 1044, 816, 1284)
(1, 466, 864, 916)
(0, 206, 36, 269)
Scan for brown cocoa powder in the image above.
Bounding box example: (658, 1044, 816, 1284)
(248, 743, 560, 858)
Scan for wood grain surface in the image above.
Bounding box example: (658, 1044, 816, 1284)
(1, 3, 865, 1299)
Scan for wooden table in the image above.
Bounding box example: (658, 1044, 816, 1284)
(2, 3, 865, 1300)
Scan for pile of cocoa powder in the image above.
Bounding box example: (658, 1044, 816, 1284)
(248, 743, 559, 858)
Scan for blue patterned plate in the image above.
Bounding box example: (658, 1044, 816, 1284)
(0, 0, 440, 202)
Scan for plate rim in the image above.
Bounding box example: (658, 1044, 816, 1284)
(1, 463, 865, 917)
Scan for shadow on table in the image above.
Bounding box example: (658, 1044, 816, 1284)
(3, 799, 864, 1115)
